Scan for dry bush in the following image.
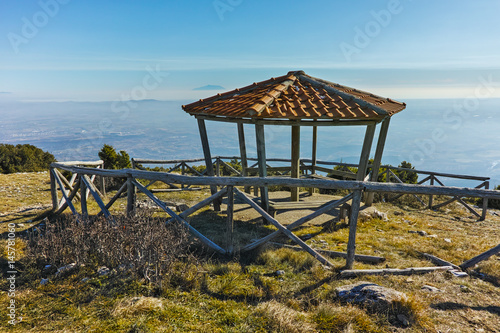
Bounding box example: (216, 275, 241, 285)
(28, 212, 190, 284)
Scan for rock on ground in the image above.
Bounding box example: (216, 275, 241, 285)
(335, 281, 407, 313)
(358, 207, 388, 222)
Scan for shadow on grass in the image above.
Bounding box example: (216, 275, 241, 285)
(470, 270, 500, 288)
(431, 302, 500, 316)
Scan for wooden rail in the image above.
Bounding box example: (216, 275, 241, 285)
(49, 162, 500, 270)
(132, 156, 491, 219)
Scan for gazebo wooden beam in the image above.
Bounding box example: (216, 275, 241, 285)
(195, 114, 382, 127)
(197, 118, 221, 211)
(291, 125, 300, 201)
(356, 123, 376, 182)
(365, 117, 391, 206)
(308, 125, 318, 196)
(237, 123, 250, 193)
(311, 125, 317, 174)
(255, 124, 269, 211)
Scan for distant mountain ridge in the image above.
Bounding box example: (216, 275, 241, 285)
(193, 85, 225, 91)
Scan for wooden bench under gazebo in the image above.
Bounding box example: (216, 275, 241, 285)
(182, 70, 406, 212)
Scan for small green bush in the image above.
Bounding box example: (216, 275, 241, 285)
(0, 143, 56, 173)
(98, 144, 131, 169)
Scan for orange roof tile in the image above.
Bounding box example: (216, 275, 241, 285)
(182, 71, 405, 121)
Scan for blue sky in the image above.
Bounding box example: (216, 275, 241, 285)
(1, 0, 500, 101)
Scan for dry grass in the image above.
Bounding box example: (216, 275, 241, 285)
(1, 172, 499, 332)
(112, 296, 163, 317)
(313, 303, 384, 333)
(255, 300, 316, 333)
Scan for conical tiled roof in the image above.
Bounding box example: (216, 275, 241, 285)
(182, 71, 405, 121)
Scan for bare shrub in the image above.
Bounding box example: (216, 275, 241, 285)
(28, 212, 191, 284)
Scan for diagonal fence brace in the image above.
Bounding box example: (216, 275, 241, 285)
(235, 188, 334, 267)
(241, 192, 354, 252)
(131, 179, 226, 254)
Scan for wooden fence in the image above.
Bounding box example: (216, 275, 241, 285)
(49, 161, 500, 270)
(132, 156, 490, 219)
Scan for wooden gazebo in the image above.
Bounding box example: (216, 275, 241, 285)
(182, 70, 406, 211)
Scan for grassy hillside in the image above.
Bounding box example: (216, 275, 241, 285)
(0, 172, 499, 332)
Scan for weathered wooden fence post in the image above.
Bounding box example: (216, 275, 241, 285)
(365, 117, 391, 206)
(226, 186, 234, 254)
(80, 174, 88, 217)
(181, 162, 186, 189)
(481, 180, 489, 221)
(237, 123, 251, 193)
(50, 167, 59, 211)
(255, 124, 269, 212)
(126, 175, 136, 216)
(428, 174, 435, 209)
(291, 125, 301, 201)
(346, 188, 363, 269)
(197, 118, 220, 211)
(215, 157, 220, 177)
(98, 161, 106, 197)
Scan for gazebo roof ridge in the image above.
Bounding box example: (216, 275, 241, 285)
(182, 70, 406, 122)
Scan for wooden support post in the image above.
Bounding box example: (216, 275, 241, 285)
(309, 125, 318, 196)
(237, 123, 250, 193)
(197, 118, 220, 211)
(346, 189, 363, 269)
(365, 118, 390, 206)
(49, 167, 59, 211)
(80, 175, 88, 217)
(428, 174, 435, 209)
(481, 181, 489, 221)
(181, 162, 186, 189)
(126, 176, 136, 216)
(255, 124, 269, 212)
(215, 157, 220, 177)
(311, 125, 317, 174)
(99, 173, 106, 198)
(226, 186, 234, 254)
(356, 123, 376, 182)
(291, 125, 300, 201)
